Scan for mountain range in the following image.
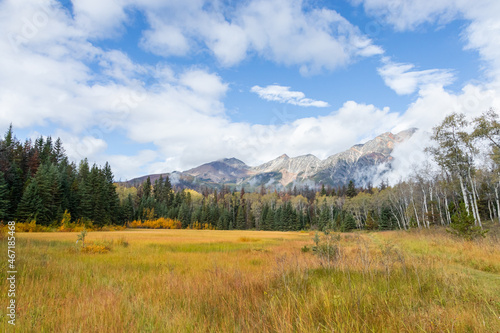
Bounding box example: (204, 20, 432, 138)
(124, 128, 417, 190)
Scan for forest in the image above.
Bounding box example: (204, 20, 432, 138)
(1, 109, 499, 235)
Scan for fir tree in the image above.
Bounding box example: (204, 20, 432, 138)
(346, 180, 357, 198)
(16, 178, 43, 222)
(236, 204, 246, 229)
(341, 213, 357, 232)
(142, 176, 152, 199)
(320, 184, 327, 196)
(379, 206, 393, 231)
(0, 172, 8, 220)
(448, 202, 487, 240)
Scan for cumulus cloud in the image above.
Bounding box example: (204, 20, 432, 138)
(378, 58, 455, 95)
(250, 85, 329, 107)
(2, 0, 500, 182)
(355, 0, 500, 85)
(136, 0, 383, 73)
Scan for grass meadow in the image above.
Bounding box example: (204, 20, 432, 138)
(1, 227, 500, 332)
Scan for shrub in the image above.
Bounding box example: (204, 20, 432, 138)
(188, 221, 215, 230)
(16, 220, 52, 232)
(127, 218, 182, 229)
(80, 243, 110, 254)
(448, 203, 488, 241)
(312, 230, 341, 267)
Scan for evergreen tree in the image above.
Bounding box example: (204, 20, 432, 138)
(341, 213, 357, 232)
(0, 172, 8, 220)
(122, 194, 135, 223)
(318, 202, 330, 230)
(346, 180, 357, 198)
(16, 178, 43, 222)
(103, 162, 120, 224)
(320, 184, 327, 196)
(6, 163, 23, 220)
(236, 204, 246, 229)
(448, 202, 487, 240)
(379, 206, 393, 230)
(178, 202, 191, 228)
(142, 177, 152, 199)
(34, 163, 62, 225)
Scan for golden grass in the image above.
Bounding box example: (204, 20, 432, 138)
(1, 228, 499, 332)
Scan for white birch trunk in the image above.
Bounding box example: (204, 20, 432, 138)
(495, 185, 500, 224)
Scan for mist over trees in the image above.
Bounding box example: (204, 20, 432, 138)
(1, 109, 499, 233)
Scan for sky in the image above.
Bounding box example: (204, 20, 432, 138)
(1, 0, 500, 181)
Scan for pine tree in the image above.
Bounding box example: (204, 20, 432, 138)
(16, 178, 43, 222)
(103, 162, 119, 224)
(346, 180, 357, 198)
(33, 163, 62, 225)
(53, 138, 65, 164)
(77, 159, 91, 220)
(122, 193, 135, 223)
(236, 204, 246, 229)
(0, 172, 8, 221)
(318, 202, 330, 230)
(341, 213, 357, 232)
(320, 184, 327, 196)
(379, 206, 393, 230)
(142, 177, 152, 199)
(6, 163, 24, 220)
(178, 202, 191, 228)
(448, 202, 487, 240)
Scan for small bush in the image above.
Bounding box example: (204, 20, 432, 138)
(312, 230, 341, 267)
(448, 203, 488, 241)
(81, 243, 110, 254)
(16, 220, 52, 232)
(128, 218, 182, 229)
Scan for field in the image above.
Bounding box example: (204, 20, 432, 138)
(1, 228, 500, 332)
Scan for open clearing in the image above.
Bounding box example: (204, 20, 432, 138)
(1, 229, 500, 332)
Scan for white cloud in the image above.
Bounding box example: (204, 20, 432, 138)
(250, 85, 330, 107)
(136, 0, 383, 73)
(355, 0, 500, 85)
(2, 0, 500, 183)
(71, 0, 129, 39)
(140, 20, 191, 57)
(378, 59, 455, 95)
(351, 0, 458, 31)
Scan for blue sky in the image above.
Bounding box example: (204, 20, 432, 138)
(1, 0, 500, 181)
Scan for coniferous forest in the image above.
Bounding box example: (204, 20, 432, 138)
(1, 109, 499, 235)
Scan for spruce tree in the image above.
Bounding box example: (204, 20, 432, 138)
(236, 204, 246, 229)
(341, 213, 357, 232)
(346, 180, 357, 198)
(320, 184, 327, 196)
(16, 179, 43, 222)
(0, 172, 8, 221)
(142, 177, 152, 199)
(379, 207, 393, 230)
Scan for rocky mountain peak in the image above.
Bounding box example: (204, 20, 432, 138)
(124, 128, 417, 190)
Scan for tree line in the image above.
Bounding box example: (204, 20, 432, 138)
(0, 125, 120, 227)
(1, 109, 499, 233)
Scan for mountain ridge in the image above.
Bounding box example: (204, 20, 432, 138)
(123, 128, 417, 189)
